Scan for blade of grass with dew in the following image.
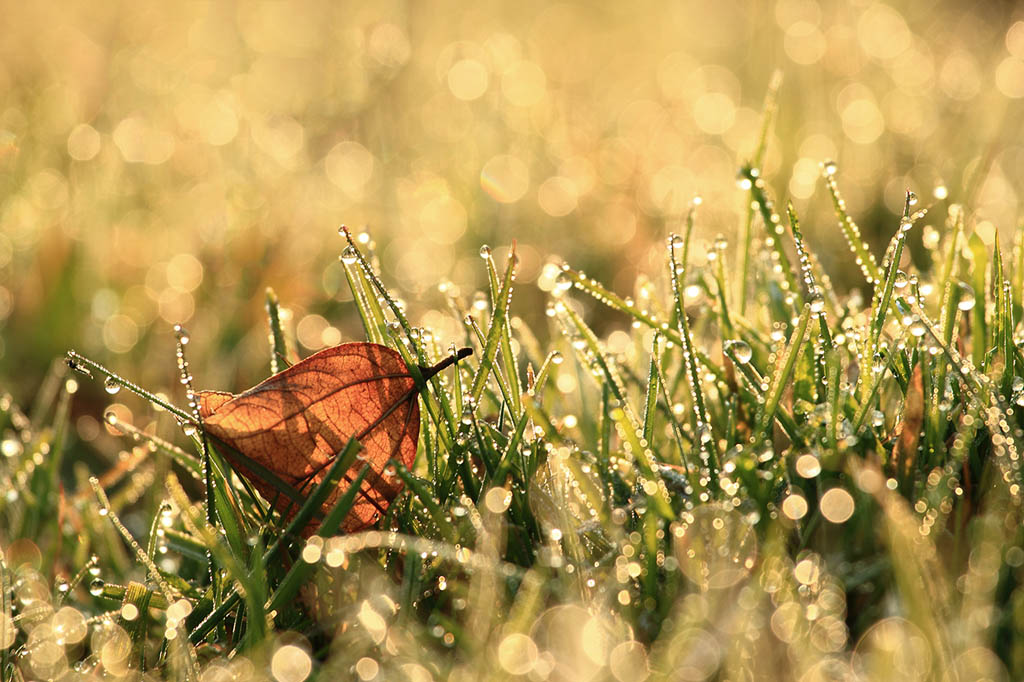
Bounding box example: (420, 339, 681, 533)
(739, 165, 800, 299)
(825, 345, 842, 453)
(668, 231, 720, 478)
(209, 467, 251, 562)
(264, 287, 292, 371)
(466, 246, 518, 415)
(64, 351, 195, 425)
(119, 581, 154, 666)
(822, 163, 881, 285)
(709, 242, 736, 342)
(739, 70, 782, 315)
(863, 194, 920, 401)
(933, 206, 963, 381)
(204, 438, 314, 514)
(966, 230, 989, 369)
(146, 503, 168, 562)
(788, 202, 832, 398)
(165, 528, 211, 563)
(483, 247, 523, 419)
(556, 266, 730, 387)
(106, 416, 204, 482)
(723, 331, 802, 446)
(266, 465, 371, 615)
(394, 463, 457, 542)
(340, 253, 387, 345)
(608, 404, 674, 519)
(165, 474, 268, 650)
(991, 239, 1014, 395)
(94, 480, 201, 678)
(341, 227, 460, 442)
(754, 303, 812, 444)
(261, 437, 363, 565)
(991, 236, 1009, 385)
(491, 356, 555, 485)
(653, 359, 690, 469)
(555, 302, 672, 514)
(464, 314, 516, 424)
(642, 334, 662, 445)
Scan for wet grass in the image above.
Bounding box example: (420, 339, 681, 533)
(3, 155, 1024, 680)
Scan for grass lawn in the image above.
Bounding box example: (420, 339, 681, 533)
(3, 2, 1024, 680)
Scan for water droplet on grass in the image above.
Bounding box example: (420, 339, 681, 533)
(957, 283, 976, 311)
(726, 340, 752, 364)
(340, 246, 358, 264)
(103, 377, 121, 395)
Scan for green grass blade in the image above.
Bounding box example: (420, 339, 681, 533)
(264, 287, 291, 372)
(642, 335, 662, 445)
(822, 163, 881, 285)
(266, 465, 371, 615)
(755, 304, 812, 442)
(668, 232, 719, 478)
(739, 165, 800, 298)
(966, 230, 989, 369)
(739, 71, 782, 314)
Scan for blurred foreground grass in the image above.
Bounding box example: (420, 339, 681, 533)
(5, 1, 1024, 680)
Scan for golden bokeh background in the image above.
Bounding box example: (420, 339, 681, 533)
(1, 0, 1023, 396)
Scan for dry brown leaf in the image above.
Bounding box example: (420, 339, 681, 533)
(197, 342, 470, 534)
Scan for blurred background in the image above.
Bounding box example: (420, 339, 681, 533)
(1, 0, 1023, 422)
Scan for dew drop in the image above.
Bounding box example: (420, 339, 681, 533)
(726, 340, 753, 364)
(479, 244, 492, 259)
(66, 357, 93, 379)
(872, 353, 885, 374)
(822, 159, 838, 176)
(957, 283, 976, 311)
(341, 246, 358, 264)
(893, 271, 909, 289)
(552, 271, 573, 297)
(808, 293, 825, 314)
(103, 377, 121, 395)
(88, 579, 104, 597)
(907, 191, 918, 206)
